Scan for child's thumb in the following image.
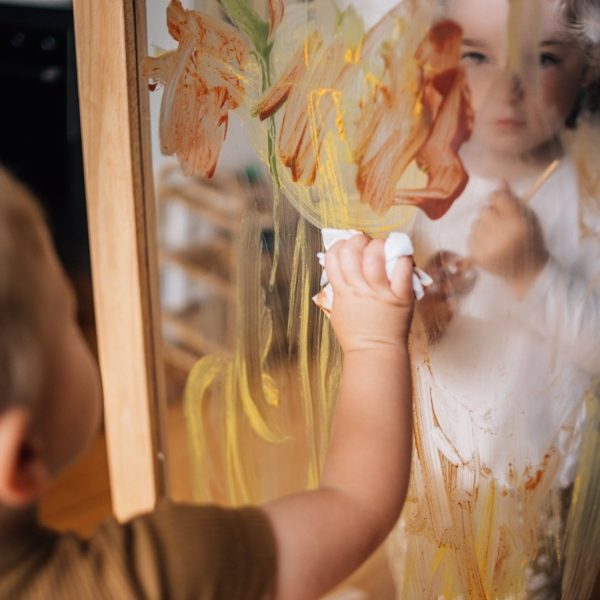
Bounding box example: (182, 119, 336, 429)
(390, 256, 414, 302)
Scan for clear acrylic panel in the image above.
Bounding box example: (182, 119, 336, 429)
(142, 0, 600, 597)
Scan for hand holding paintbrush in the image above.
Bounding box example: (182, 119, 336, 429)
(421, 160, 559, 342)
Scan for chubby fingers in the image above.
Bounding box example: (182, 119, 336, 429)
(363, 239, 414, 303)
(325, 234, 415, 304)
(389, 256, 415, 304)
(361, 238, 389, 294)
(470, 184, 522, 241)
(325, 234, 370, 290)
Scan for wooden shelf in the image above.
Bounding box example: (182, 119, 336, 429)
(162, 341, 199, 374)
(157, 162, 274, 364)
(163, 309, 229, 357)
(157, 164, 274, 232)
(160, 183, 244, 233)
(159, 241, 232, 298)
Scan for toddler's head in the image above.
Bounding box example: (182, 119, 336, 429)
(441, 0, 589, 165)
(0, 168, 101, 510)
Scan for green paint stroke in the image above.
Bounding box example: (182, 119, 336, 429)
(217, 0, 271, 56)
(217, 0, 282, 287)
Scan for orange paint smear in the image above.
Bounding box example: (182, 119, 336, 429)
(142, 0, 249, 178)
(258, 33, 357, 186)
(268, 0, 285, 38)
(255, 31, 322, 121)
(356, 20, 472, 219)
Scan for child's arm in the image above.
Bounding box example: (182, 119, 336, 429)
(264, 234, 414, 600)
(468, 183, 600, 373)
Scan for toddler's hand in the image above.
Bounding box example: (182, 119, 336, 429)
(418, 291, 454, 343)
(325, 234, 414, 354)
(468, 182, 548, 296)
(418, 251, 477, 343)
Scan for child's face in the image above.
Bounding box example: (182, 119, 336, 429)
(34, 235, 102, 476)
(448, 0, 587, 158)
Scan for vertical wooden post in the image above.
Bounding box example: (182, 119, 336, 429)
(72, 0, 168, 519)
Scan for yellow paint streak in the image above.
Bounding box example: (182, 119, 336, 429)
(331, 91, 346, 140)
(344, 40, 362, 64)
(562, 382, 600, 599)
(317, 316, 340, 443)
(289, 218, 341, 489)
(184, 354, 225, 500)
(299, 248, 320, 488)
(225, 362, 248, 502)
(432, 546, 446, 571)
(303, 35, 312, 67)
(319, 133, 352, 229)
(184, 214, 295, 505)
(364, 72, 384, 101)
(412, 96, 424, 120)
(307, 88, 326, 190)
(475, 482, 496, 592)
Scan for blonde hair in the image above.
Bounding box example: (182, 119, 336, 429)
(0, 168, 48, 411)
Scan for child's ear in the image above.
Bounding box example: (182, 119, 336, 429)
(0, 407, 49, 507)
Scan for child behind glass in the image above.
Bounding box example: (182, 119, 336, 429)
(394, 0, 600, 597)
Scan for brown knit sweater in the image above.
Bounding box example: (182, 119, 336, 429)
(0, 501, 276, 599)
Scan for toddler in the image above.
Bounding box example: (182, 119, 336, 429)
(0, 167, 415, 600)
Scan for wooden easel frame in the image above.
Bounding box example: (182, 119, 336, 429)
(72, 0, 167, 520)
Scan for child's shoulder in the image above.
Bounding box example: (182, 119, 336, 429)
(86, 501, 277, 598)
(0, 503, 276, 599)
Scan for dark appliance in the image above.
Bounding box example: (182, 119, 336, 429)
(0, 2, 89, 270)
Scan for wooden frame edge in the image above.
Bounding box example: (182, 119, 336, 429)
(72, 0, 168, 520)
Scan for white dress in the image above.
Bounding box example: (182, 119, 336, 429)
(411, 157, 600, 489)
(388, 158, 600, 599)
